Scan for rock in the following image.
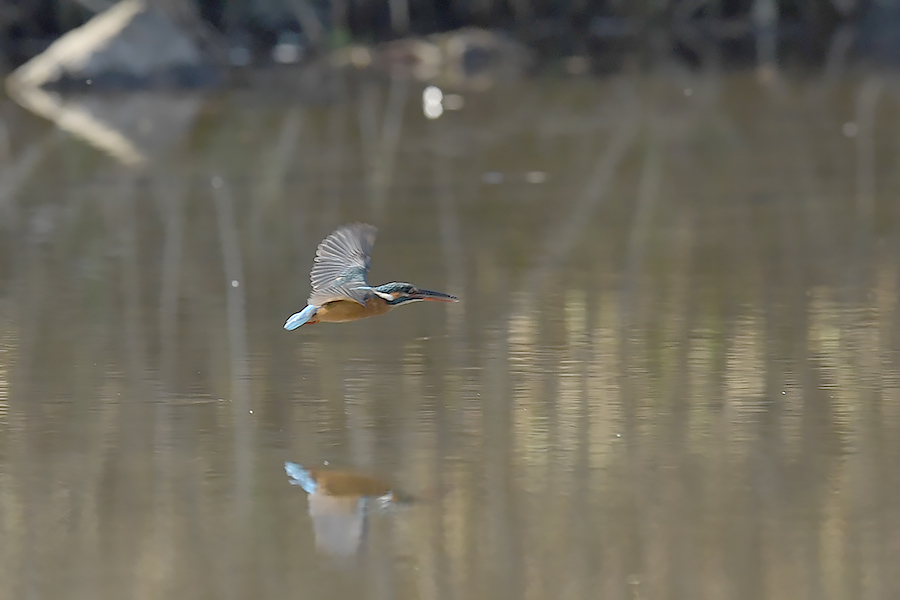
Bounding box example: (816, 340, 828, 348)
(6, 0, 220, 91)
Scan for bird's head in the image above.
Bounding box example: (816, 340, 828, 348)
(371, 282, 458, 305)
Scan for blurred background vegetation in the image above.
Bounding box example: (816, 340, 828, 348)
(1, 0, 899, 73)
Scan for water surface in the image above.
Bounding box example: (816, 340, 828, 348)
(1, 71, 899, 600)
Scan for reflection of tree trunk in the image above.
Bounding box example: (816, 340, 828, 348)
(1, 232, 45, 598)
(431, 123, 480, 600)
(848, 76, 887, 595)
(423, 350, 450, 600)
(617, 117, 661, 598)
(250, 108, 301, 251)
(824, 24, 856, 79)
(321, 103, 348, 228)
(790, 89, 835, 282)
(483, 325, 523, 600)
(359, 76, 409, 219)
(432, 121, 466, 346)
(665, 211, 698, 599)
(854, 76, 881, 237)
(157, 174, 185, 388)
(118, 174, 146, 383)
(113, 172, 164, 592)
(344, 368, 374, 470)
(621, 115, 661, 307)
(211, 177, 253, 598)
(0, 137, 50, 234)
(389, 0, 410, 34)
(569, 287, 593, 600)
(538, 297, 559, 600)
(752, 0, 778, 79)
(149, 173, 185, 600)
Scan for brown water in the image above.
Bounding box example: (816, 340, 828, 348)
(1, 71, 900, 600)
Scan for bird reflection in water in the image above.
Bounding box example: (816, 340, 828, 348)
(284, 461, 413, 558)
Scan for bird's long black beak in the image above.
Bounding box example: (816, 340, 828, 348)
(411, 289, 459, 302)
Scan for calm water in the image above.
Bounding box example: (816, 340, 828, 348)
(1, 71, 900, 600)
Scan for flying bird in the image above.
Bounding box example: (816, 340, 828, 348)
(284, 223, 458, 330)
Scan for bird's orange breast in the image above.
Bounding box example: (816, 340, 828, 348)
(315, 296, 393, 323)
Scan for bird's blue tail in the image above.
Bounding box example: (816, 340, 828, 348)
(284, 305, 317, 330)
(284, 461, 318, 493)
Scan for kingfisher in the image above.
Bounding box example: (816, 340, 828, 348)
(284, 223, 458, 330)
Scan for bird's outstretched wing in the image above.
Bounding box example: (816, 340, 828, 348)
(307, 223, 377, 306)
